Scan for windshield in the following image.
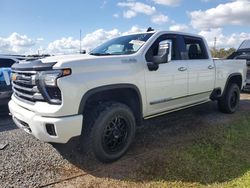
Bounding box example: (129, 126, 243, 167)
(89, 33, 153, 56)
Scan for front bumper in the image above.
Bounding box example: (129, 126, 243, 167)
(8, 100, 83, 143)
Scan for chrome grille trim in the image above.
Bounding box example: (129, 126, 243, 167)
(12, 70, 45, 103)
(13, 87, 34, 99)
(11, 70, 37, 74)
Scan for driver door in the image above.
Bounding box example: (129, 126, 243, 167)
(144, 34, 188, 117)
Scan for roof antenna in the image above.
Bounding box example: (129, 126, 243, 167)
(80, 29, 82, 54)
(147, 27, 154, 32)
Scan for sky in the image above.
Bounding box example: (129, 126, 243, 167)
(0, 0, 250, 55)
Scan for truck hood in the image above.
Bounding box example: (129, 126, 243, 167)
(41, 54, 99, 64)
(12, 53, 138, 71)
(11, 54, 115, 71)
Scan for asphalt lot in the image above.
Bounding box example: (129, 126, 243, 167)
(0, 93, 250, 187)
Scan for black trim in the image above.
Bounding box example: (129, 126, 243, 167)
(145, 100, 208, 119)
(210, 87, 222, 101)
(12, 60, 56, 71)
(150, 98, 172, 105)
(150, 91, 212, 105)
(222, 73, 242, 96)
(147, 62, 159, 71)
(78, 84, 142, 115)
(37, 75, 62, 105)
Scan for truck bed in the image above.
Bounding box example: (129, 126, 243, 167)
(213, 59, 247, 91)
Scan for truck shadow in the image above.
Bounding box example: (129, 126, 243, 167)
(53, 98, 250, 185)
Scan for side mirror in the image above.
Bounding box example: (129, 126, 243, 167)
(153, 40, 172, 64)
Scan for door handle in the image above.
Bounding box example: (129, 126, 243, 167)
(208, 65, 214, 69)
(178, 67, 187, 71)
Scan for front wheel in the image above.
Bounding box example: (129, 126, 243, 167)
(88, 102, 136, 163)
(218, 83, 240, 114)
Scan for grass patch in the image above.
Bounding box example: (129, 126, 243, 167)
(135, 116, 250, 187)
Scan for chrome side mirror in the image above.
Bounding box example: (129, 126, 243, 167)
(153, 40, 172, 64)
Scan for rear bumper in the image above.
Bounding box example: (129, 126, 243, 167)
(8, 100, 83, 143)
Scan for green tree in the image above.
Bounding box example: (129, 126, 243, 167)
(211, 48, 236, 58)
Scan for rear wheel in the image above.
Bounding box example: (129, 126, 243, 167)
(81, 102, 136, 163)
(218, 83, 240, 113)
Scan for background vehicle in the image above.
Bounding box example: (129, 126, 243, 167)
(228, 40, 250, 90)
(0, 55, 26, 106)
(9, 31, 247, 163)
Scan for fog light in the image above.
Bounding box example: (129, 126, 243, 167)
(46, 123, 57, 136)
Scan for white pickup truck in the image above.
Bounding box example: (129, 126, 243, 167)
(9, 31, 247, 162)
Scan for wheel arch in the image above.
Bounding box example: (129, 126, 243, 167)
(222, 73, 242, 96)
(78, 84, 143, 126)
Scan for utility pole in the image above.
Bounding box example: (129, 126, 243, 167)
(213, 37, 217, 49)
(80, 29, 82, 54)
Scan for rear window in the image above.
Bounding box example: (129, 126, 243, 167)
(0, 58, 16, 68)
(184, 37, 208, 60)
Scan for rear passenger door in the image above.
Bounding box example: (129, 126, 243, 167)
(183, 36, 215, 101)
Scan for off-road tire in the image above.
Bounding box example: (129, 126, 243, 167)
(218, 83, 240, 114)
(80, 102, 136, 163)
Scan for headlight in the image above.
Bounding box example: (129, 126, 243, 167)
(38, 69, 71, 104)
(40, 69, 71, 87)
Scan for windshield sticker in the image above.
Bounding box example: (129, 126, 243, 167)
(129, 40, 145, 46)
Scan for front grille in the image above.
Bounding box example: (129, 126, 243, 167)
(12, 70, 45, 103)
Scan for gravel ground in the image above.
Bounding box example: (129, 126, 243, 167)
(0, 93, 250, 188)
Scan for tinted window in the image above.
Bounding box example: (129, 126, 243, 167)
(0, 58, 16, 68)
(145, 34, 180, 62)
(184, 37, 208, 60)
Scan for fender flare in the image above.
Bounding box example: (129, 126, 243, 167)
(78, 84, 143, 115)
(221, 73, 242, 96)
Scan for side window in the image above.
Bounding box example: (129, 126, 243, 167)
(0, 58, 16, 68)
(184, 37, 208, 60)
(146, 35, 179, 62)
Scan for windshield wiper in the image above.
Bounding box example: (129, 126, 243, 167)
(89, 52, 111, 56)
